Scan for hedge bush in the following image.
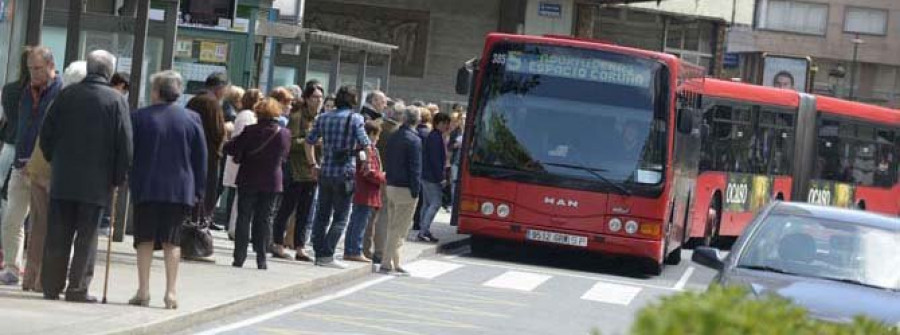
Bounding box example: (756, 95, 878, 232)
(625, 285, 899, 335)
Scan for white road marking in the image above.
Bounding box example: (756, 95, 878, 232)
(673, 266, 695, 291)
(193, 276, 394, 335)
(580, 282, 643, 305)
(449, 258, 680, 291)
(482, 271, 552, 292)
(403, 260, 464, 279)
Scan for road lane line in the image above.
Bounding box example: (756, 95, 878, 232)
(482, 271, 552, 291)
(580, 282, 643, 305)
(194, 276, 394, 335)
(449, 258, 680, 291)
(673, 266, 695, 291)
(403, 259, 463, 279)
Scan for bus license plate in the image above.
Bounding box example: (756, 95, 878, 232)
(526, 230, 588, 247)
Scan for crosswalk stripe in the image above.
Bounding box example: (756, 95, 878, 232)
(580, 282, 642, 305)
(403, 260, 464, 279)
(482, 271, 552, 292)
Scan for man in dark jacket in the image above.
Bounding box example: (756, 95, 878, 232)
(39, 50, 133, 302)
(379, 106, 422, 276)
(417, 112, 451, 243)
(0, 49, 30, 195)
(360, 90, 386, 121)
(0, 46, 62, 286)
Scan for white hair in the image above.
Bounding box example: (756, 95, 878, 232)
(402, 106, 421, 127)
(86, 50, 117, 79)
(151, 70, 184, 103)
(62, 61, 87, 88)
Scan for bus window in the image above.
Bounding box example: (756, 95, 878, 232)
(757, 108, 795, 176)
(700, 100, 756, 174)
(815, 116, 899, 188)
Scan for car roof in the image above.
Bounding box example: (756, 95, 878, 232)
(770, 202, 900, 231)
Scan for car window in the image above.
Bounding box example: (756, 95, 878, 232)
(737, 214, 900, 290)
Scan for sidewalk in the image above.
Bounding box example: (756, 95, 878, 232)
(0, 211, 465, 335)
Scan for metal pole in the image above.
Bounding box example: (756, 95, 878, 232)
(64, 0, 85, 67)
(25, 0, 46, 46)
(161, 0, 180, 70)
(848, 40, 860, 101)
(328, 45, 341, 94)
(356, 51, 368, 96)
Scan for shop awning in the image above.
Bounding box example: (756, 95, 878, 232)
(305, 30, 398, 55)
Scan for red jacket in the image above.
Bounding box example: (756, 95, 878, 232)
(353, 145, 386, 208)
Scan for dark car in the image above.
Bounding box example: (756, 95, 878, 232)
(692, 201, 900, 325)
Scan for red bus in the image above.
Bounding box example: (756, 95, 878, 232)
(686, 79, 900, 246)
(452, 33, 704, 274)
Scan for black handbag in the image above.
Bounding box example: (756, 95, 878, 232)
(181, 208, 214, 258)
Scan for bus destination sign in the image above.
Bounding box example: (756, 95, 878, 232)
(502, 51, 651, 88)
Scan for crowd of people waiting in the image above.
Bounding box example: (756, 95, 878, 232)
(0, 46, 466, 309)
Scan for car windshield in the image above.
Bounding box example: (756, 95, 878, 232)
(469, 42, 669, 190)
(737, 214, 900, 290)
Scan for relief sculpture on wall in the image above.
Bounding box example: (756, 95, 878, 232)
(305, 2, 430, 78)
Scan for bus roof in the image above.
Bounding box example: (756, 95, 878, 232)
(484, 33, 679, 65)
(815, 95, 900, 126)
(701, 78, 800, 108)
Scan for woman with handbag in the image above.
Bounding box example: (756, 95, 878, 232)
(224, 98, 291, 269)
(129, 71, 208, 309)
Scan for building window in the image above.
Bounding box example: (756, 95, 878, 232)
(844, 7, 888, 36)
(760, 0, 828, 35)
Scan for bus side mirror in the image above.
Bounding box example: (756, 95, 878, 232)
(677, 108, 693, 134)
(456, 66, 472, 95)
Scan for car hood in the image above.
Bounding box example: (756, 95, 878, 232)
(725, 269, 900, 325)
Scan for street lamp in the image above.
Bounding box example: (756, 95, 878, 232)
(848, 34, 864, 101)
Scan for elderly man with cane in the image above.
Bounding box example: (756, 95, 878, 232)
(39, 50, 133, 302)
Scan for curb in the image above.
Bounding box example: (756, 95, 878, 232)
(105, 236, 470, 335)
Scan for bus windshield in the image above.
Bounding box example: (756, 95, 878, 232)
(470, 42, 669, 192)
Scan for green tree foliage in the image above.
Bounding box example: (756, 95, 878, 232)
(626, 286, 899, 335)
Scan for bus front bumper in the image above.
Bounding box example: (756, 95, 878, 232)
(459, 217, 664, 263)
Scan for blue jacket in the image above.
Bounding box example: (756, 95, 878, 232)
(129, 103, 208, 206)
(17, 76, 62, 168)
(422, 129, 446, 183)
(385, 125, 422, 198)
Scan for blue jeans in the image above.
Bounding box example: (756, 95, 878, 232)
(418, 181, 443, 235)
(344, 204, 375, 256)
(311, 176, 354, 262)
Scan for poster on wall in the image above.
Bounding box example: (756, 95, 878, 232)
(762, 55, 811, 92)
(199, 41, 228, 63)
(175, 39, 193, 59)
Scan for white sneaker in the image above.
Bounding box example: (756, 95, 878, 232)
(317, 260, 348, 269)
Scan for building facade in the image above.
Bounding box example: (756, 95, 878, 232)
(729, 0, 900, 107)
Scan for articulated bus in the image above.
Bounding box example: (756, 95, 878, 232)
(452, 33, 705, 274)
(686, 79, 900, 246)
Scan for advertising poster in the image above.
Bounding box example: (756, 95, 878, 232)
(199, 41, 228, 63)
(807, 180, 856, 208)
(725, 174, 773, 212)
(762, 55, 810, 92)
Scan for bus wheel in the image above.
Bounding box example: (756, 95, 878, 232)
(664, 245, 682, 265)
(702, 199, 721, 248)
(641, 258, 664, 276)
(469, 236, 491, 256)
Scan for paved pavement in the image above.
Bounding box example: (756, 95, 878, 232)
(184, 240, 718, 335)
(0, 211, 463, 335)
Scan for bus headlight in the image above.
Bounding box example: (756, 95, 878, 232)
(497, 204, 510, 218)
(481, 202, 495, 216)
(625, 220, 639, 234)
(608, 218, 622, 232)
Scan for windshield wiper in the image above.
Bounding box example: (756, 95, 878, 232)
(539, 161, 632, 196)
(738, 264, 799, 276)
(813, 276, 898, 292)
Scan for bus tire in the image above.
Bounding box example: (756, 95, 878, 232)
(702, 196, 722, 248)
(641, 258, 664, 276)
(469, 236, 491, 256)
(664, 245, 682, 265)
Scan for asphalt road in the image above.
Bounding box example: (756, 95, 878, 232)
(187, 244, 718, 335)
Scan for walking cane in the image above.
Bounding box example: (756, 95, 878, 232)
(102, 188, 119, 304)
